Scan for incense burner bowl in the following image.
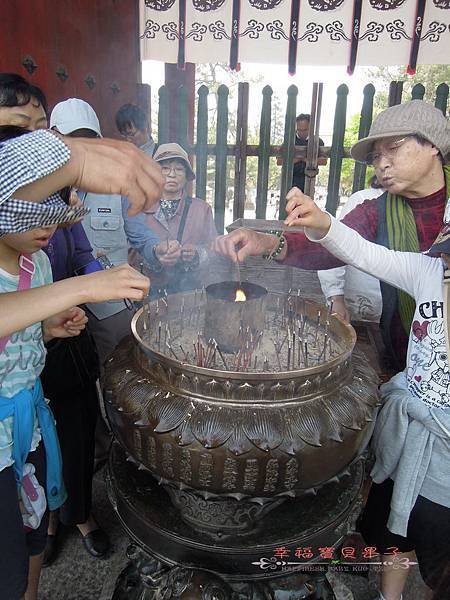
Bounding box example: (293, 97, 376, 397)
(104, 290, 379, 534)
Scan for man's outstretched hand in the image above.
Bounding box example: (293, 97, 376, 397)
(66, 137, 164, 215)
(214, 228, 281, 263)
(15, 134, 164, 216)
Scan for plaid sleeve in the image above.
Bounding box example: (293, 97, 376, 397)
(0, 129, 70, 205)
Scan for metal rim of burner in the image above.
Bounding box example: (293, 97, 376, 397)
(131, 290, 356, 388)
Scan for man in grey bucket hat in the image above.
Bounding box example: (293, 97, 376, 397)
(351, 99, 450, 165)
(213, 99, 450, 600)
(274, 99, 449, 374)
(285, 100, 450, 600)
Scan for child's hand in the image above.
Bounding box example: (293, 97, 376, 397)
(43, 307, 88, 342)
(82, 264, 150, 303)
(284, 187, 331, 235)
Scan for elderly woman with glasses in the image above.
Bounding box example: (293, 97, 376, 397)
(127, 142, 218, 298)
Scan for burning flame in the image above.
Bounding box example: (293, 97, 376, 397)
(235, 288, 246, 302)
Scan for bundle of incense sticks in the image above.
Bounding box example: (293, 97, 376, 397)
(146, 292, 336, 372)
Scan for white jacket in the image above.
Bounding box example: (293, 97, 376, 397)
(317, 188, 383, 321)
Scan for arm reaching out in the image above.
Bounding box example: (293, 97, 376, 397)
(0, 264, 149, 338)
(214, 228, 281, 263)
(213, 190, 331, 264)
(12, 133, 164, 216)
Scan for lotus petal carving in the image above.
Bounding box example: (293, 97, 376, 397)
(290, 405, 322, 446)
(317, 400, 343, 443)
(278, 418, 307, 455)
(242, 409, 284, 451)
(190, 405, 233, 448)
(227, 424, 256, 455)
(174, 417, 196, 446)
(323, 395, 362, 430)
(152, 395, 191, 432)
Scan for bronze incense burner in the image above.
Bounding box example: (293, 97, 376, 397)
(104, 287, 378, 538)
(105, 284, 380, 598)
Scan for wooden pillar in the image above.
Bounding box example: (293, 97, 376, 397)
(164, 63, 195, 147)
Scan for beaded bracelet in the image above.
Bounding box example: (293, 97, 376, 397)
(263, 230, 286, 260)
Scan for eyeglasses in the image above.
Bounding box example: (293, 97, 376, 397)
(161, 165, 186, 176)
(365, 137, 410, 167)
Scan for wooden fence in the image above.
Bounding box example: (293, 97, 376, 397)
(152, 80, 449, 234)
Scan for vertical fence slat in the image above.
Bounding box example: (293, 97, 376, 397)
(388, 81, 403, 107)
(214, 84, 229, 234)
(158, 85, 169, 144)
(177, 84, 189, 149)
(304, 82, 323, 199)
(352, 83, 375, 194)
(256, 85, 273, 219)
(411, 83, 425, 100)
(435, 83, 449, 116)
(279, 85, 298, 220)
(196, 85, 209, 201)
(326, 84, 348, 216)
(233, 82, 249, 221)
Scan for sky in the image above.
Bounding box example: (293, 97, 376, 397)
(142, 60, 379, 143)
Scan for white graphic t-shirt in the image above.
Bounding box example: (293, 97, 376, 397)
(308, 217, 450, 410)
(0, 250, 53, 470)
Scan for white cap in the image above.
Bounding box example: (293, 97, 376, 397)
(50, 98, 102, 137)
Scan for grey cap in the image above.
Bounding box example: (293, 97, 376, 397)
(351, 100, 450, 163)
(153, 143, 195, 180)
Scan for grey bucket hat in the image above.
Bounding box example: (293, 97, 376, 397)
(351, 100, 450, 163)
(153, 143, 195, 180)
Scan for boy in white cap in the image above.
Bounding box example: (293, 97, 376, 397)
(50, 98, 160, 362)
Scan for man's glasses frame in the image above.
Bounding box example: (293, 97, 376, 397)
(365, 137, 411, 167)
